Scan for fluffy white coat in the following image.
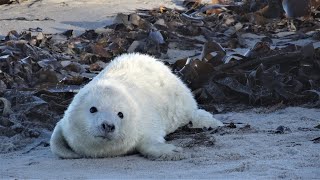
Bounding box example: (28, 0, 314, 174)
(50, 53, 223, 160)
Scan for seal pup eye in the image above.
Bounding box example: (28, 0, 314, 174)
(90, 107, 98, 113)
(117, 112, 124, 119)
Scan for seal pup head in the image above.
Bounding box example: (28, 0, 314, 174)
(51, 80, 140, 158)
(79, 86, 124, 141)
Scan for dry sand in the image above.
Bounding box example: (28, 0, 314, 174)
(0, 0, 320, 179)
(0, 0, 184, 37)
(0, 107, 319, 179)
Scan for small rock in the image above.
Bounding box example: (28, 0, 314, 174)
(282, 0, 311, 18)
(0, 117, 14, 127)
(25, 130, 41, 138)
(311, 137, 320, 143)
(275, 125, 292, 134)
(0, 0, 12, 6)
(154, 19, 168, 29)
(259, 0, 284, 18)
(149, 30, 165, 44)
(227, 122, 237, 128)
(127, 40, 143, 53)
(14, 126, 24, 133)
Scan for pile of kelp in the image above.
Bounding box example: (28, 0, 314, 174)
(0, 0, 320, 152)
(0, 0, 27, 5)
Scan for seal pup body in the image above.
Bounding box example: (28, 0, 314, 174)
(50, 53, 223, 160)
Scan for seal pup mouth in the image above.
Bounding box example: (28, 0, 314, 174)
(94, 135, 113, 141)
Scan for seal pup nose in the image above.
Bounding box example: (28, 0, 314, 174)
(101, 122, 115, 133)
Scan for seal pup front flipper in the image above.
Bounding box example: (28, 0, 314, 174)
(137, 138, 188, 161)
(50, 122, 82, 159)
(190, 109, 224, 129)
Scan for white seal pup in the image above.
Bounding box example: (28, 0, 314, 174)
(50, 53, 223, 160)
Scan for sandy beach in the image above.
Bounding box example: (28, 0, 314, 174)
(1, 107, 319, 179)
(0, 0, 184, 37)
(0, 0, 319, 179)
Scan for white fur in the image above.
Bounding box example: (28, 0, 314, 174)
(50, 53, 223, 160)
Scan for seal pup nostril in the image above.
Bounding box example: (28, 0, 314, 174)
(110, 125, 115, 131)
(101, 123, 115, 132)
